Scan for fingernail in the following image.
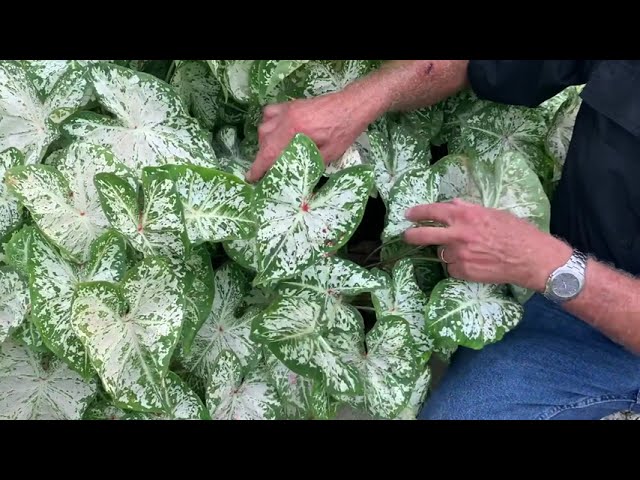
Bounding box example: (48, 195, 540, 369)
(404, 208, 413, 219)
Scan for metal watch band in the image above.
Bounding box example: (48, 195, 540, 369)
(543, 249, 588, 303)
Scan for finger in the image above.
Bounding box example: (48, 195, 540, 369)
(263, 103, 285, 120)
(246, 143, 280, 183)
(258, 118, 278, 142)
(403, 226, 460, 246)
(405, 202, 460, 225)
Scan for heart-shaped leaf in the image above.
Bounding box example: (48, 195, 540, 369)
(180, 246, 214, 354)
(163, 164, 254, 245)
(6, 143, 130, 263)
(545, 89, 581, 182)
(425, 278, 524, 350)
(300, 60, 372, 97)
(252, 133, 373, 284)
(180, 262, 259, 390)
(95, 167, 189, 265)
(251, 294, 363, 396)
(171, 60, 220, 130)
(0, 61, 58, 165)
(371, 259, 433, 365)
(0, 267, 29, 343)
(0, 339, 97, 419)
(212, 126, 253, 179)
(71, 256, 185, 413)
(62, 63, 217, 174)
(335, 315, 418, 419)
(278, 255, 382, 334)
(206, 350, 281, 420)
(27, 229, 127, 378)
(431, 151, 550, 303)
(449, 101, 547, 171)
(0, 147, 24, 241)
(383, 166, 441, 240)
(368, 121, 432, 202)
(265, 349, 336, 420)
(394, 365, 431, 420)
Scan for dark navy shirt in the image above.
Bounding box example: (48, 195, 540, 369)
(467, 60, 640, 276)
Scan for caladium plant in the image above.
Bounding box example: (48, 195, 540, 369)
(0, 59, 579, 420)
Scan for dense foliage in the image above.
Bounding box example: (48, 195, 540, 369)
(0, 60, 582, 419)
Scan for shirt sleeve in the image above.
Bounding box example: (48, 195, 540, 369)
(467, 60, 594, 107)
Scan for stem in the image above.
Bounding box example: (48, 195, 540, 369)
(352, 305, 376, 312)
(363, 236, 404, 264)
(165, 60, 176, 83)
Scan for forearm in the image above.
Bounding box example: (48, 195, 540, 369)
(527, 235, 640, 355)
(341, 60, 470, 123)
(563, 260, 640, 355)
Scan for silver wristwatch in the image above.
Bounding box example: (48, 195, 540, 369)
(543, 250, 588, 304)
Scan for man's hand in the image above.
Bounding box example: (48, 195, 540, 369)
(245, 91, 376, 183)
(403, 198, 572, 291)
(245, 60, 471, 183)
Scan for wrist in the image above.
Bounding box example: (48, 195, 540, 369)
(520, 234, 574, 293)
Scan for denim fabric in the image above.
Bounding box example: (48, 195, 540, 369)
(418, 294, 640, 420)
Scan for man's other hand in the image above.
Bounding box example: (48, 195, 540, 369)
(245, 91, 372, 183)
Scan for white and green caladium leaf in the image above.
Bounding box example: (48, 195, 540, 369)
(4, 226, 35, 276)
(0, 339, 97, 420)
(251, 295, 363, 396)
(95, 167, 188, 264)
(215, 61, 255, 104)
(265, 350, 336, 420)
(539, 86, 581, 125)
(171, 60, 220, 131)
(383, 166, 441, 241)
(180, 262, 260, 389)
(71, 256, 185, 413)
(6, 143, 130, 263)
(371, 259, 433, 365)
(379, 241, 445, 293)
(87, 372, 210, 420)
(432, 151, 550, 231)
(83, 399, 142, 420)
(252, 133, 374, 284)
(212, 126, 253, 179)
(44, 62, 96, 123)
(368, 121, 432, 202)
(545, 90, 582, 182)
(62, 63, 217, 174)
(300, 60, 372, 97)
(206, 350, 281, 420)
(27, 229, 127, 378)
(250, 60, 310, 104)
(431, 151, 550, 304)
(425, 278, 524, 350)
(449, 102, 547, 170)
(395, 365, 431, 420)
(278, 255, 382, 334)
(23, 60, 107, 99)
(336, 316, 418, 419)
(12, 318, 48, 354)
(223, 236, 258, 272)
(162, 164, 254, 244)
(181, 246, 214, 354)
(398, 104, 445, 143)
(0, 148, 24, 241)
(325, 143, 367, 176)
(0, 267, 29, 343)
(0, 61, 58, 165)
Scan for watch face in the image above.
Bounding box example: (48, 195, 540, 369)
(552, 272, 580, 298)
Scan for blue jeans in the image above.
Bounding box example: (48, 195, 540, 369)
(419, 294, 640, 420)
